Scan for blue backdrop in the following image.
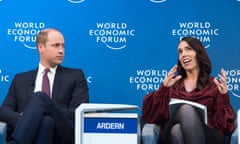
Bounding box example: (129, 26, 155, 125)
(0, 0, 239, 114)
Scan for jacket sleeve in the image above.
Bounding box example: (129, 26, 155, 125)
(212, 92, 236, 135)
(142, 85, 171, 125)
(57, 69, 89, 122)
(0, 76, 21, 127)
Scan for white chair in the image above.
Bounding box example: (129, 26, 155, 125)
(0, 121, 7, 144)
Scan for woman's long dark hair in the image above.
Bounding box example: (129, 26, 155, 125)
(176, 36, 212, 90)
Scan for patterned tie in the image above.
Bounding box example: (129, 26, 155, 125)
(42, 68, 50, 97)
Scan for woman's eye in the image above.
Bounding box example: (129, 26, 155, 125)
(186, 46, 192, 50)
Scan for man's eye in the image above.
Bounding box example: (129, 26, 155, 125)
(52, 44, 59, 47)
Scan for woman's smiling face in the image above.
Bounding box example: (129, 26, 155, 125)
(178, 41, 199, 72)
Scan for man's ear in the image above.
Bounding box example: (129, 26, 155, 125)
(38, 43, 45, 53)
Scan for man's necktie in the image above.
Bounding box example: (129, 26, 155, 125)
(42, 68, 50, 97)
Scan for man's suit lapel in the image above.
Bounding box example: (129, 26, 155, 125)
(52, 66, 64, 99)
(27, 69, 38, 99)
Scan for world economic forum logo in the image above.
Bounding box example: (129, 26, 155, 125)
(172, 21, 219, 48)
(0, 69, 10, 83)
(129, 69, 168, 93)
(67, 0, 85, 3)
(149, 0, 167, 3)
(89, 22, 135, 50)
(7, 22, 45, 49)
(225, 69, 240, 98)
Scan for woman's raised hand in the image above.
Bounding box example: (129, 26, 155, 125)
(163, 65, 182, 87)
(213, 68, 228, 94)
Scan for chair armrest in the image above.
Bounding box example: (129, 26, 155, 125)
(0, 121, 7, 144)
(141, 123, 161, 144)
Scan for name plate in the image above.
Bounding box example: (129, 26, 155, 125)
(82, 113, 140, 144)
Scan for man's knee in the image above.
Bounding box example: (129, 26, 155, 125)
(41, 115, 55, 130)
(34, 115, 55, 144)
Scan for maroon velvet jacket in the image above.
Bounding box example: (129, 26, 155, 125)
(142, 77, 236, 136)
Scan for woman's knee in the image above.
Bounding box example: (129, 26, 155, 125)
(170, 124, 182, 137)
(179, 104, 195, 112)
(170, 124, 184, 143)
(177, 104, 198, 117)
(175, 104, 203, 125)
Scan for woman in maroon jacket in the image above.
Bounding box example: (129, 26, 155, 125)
(142, 36, 236, 144)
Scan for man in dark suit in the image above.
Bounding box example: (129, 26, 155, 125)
(0, 28, 89, 144)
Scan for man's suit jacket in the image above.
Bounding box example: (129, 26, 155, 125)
(0, 65, 89, 129)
